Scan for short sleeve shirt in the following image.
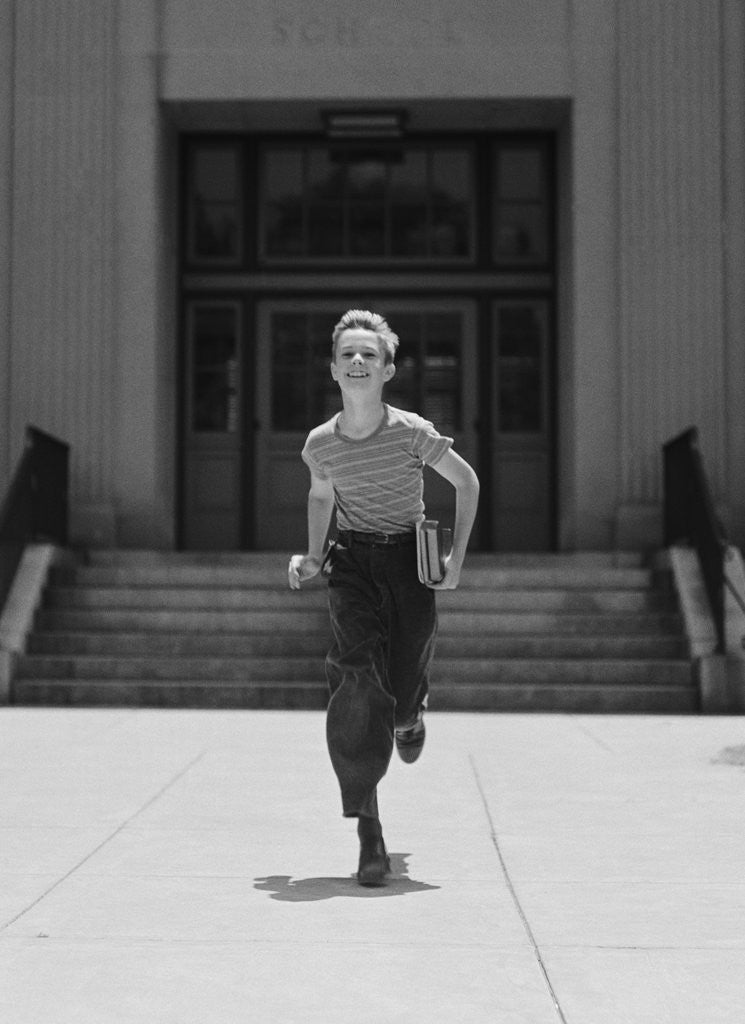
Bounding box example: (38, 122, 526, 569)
(301, 404, 453, 533)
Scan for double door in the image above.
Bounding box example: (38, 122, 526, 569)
(181, 295, 553, 550)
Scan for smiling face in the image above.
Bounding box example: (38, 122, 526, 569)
(330, 328, 396, 393)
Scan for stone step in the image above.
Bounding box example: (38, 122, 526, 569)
(35, 608, 329, 634)
(431, 682, 698, 714)
(44, 586, 332, 610)
(437, 658, 692, 686)
(11, 678, 697, 714)
(17, 655, 327, 681)
(83, 549, 646, 568)
(26, 630, 687, 659)
(12, 549, 694, 714)
(11, 678, 328, 710)
(84, 551, 295, 567)
(15, 654, 692, 685)
(35, 607, 683, 635)
(43, 585, 672, 613)
(52, 565, 655, 590)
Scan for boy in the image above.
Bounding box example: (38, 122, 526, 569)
(288, 309, 479, 886)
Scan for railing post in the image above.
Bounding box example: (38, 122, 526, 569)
(663, 427, 726, 653)
(0, 426, 70, 610)
(25, 426, 70, 546)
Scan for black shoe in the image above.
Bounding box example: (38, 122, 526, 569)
(357, 835, 391, 887)
(395, 716, 426, 764)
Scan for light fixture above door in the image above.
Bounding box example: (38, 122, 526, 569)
(321, 109, 408, 139)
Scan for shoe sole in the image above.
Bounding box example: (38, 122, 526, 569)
(357, 856, 391, 887)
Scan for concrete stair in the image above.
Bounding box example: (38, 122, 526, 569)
(11, 550, 697, 713)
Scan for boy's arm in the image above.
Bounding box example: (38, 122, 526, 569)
(428, 448, 480, 590)
(288, 470, 335, 589)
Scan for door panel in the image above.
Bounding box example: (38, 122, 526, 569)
(254, 304, 338, 551)
(254, 298, 479, 550)
(182, 300, 244, 549)
(490, 299, 553, 550)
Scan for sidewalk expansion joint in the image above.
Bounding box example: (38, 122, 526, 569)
(570, 719, 616, 753)
(469, 753, 569, 1024)
(0, 749, 207, 933)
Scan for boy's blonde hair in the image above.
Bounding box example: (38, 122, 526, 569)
(331, 309, 399, 365)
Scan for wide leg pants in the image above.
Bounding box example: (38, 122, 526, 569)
(325, 538, 438, 819)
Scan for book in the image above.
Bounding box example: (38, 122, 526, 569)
(416, 519, 453, 585)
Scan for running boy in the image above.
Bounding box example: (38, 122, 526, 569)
(288, 309, 479, 886)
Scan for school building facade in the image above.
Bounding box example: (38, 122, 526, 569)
(1, 0, 744, 555)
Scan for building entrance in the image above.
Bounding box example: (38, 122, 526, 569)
(179, 133, 556, 551)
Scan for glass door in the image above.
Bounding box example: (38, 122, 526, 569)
(489, 299, 553, 550)
(181, 299, 245, 549)
(254, 298, 479, 550)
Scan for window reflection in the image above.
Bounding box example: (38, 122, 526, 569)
(260, 144, 473, 262)
(189, 147, 241, 262)
(270, 313, 340, 430)
(193, 206, 238, 259)
(494, 205, 547, 262)
(499, 150, 543, 200)
(431, 151, 468, 201)
(194, 150, 237, 200)
(348, 159, 387, 197)
(191, 306, 239, 433)
(378, 312, 462, 435)
(496, 305, 545, 433)
(350, 203, 385, 256)
(265, 149, 304, 198)
(424, 315, 461, 433)
(493, 146, 549, 266)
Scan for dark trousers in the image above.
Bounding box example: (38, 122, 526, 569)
(325, 536, 438, 819)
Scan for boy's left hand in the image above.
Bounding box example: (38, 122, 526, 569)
(428, 555, 461, 590)
(288, 553, 321, 589)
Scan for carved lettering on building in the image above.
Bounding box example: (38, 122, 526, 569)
(271, 14, 464, 49)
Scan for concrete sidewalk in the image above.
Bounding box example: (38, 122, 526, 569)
(1, 708, 745, 1023)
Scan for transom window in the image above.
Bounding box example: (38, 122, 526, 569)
(260, 144, 474, 263)
(493, 147, 551, 264)
(186, 147, 242, 264)
(183, 136, 553, 271)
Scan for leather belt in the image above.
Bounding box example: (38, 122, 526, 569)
(337, 529, 416, 547)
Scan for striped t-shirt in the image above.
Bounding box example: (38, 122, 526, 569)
(301, 404, 453, 533)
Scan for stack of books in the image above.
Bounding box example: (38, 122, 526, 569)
(416, 519, 452, 585)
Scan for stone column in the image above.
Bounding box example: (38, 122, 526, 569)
(722, 0, 745, 547)
(115, 0, 176, 548)
(563, 0, 619, 549)
(9, 0, 118, 543)
(0, 0, 15, 484)
(616, 0, 726, 547)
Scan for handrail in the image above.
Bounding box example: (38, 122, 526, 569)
(725, 570, 745, 618)
(0, 426, 69, 610)
(663, 427, 727, 652)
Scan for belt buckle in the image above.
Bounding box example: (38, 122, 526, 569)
(372, 532, 390, 545)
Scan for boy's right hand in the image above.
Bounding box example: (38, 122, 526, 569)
(288, 554, 322, 590)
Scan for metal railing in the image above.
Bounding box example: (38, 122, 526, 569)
(663, 426, 728, 652)
(0, 426, 69, 610)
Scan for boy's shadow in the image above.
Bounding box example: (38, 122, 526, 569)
(254, 853, 439, 902)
